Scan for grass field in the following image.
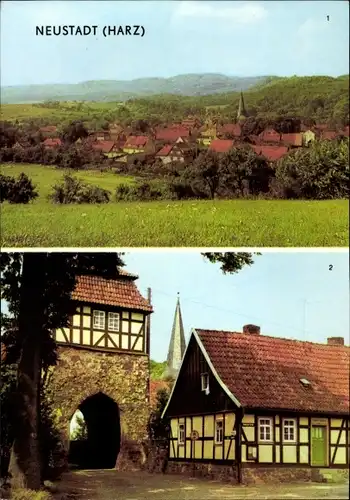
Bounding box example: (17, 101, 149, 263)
(1, 164, 348, 248)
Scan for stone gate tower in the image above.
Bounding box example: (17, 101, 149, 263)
(49, 268, 153, 470)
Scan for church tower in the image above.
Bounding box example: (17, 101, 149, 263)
(237, 91, 248, 121)
(164, 293, 186, 379)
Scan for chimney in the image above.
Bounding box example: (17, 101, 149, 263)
(327, 337, 344, 346)
(243, 324, 261, 335)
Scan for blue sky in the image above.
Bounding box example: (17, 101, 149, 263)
(1, 1, 349, 86)
(123, 251, 349, 361)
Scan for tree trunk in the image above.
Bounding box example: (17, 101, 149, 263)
(9, 253, 46, 490)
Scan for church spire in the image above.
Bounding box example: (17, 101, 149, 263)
(237, 90, 248, 121)
(164, 293, 186, 379)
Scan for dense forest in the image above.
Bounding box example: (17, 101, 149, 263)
(2, 75, 348, 131)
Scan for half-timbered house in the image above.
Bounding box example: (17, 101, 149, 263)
(162, 326, 349, 483)
(50, 268, 153, 470)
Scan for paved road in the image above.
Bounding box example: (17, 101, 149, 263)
(54, 470, 350, 500)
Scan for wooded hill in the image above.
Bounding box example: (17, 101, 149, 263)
(2, 75, 348, 128)
(1, 74, 273, 104)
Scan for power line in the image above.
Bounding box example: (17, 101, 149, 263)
(149, 287, 346, 339)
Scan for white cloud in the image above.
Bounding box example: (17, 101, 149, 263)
(173, 1, 268, 24)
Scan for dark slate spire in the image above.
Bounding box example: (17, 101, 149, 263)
(237, 91, 248, 121)
(164, 293, 186, 378)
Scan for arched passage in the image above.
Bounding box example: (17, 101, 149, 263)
(68, 392, 121, 469)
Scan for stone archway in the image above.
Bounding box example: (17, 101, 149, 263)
(68, 392, 121, 469)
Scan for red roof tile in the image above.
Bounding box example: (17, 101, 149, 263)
(196, 329, 349, 415)
(72, 274, 153, 312)
(251, 144, 288, 161)
(156, 144, 173, 157)
(281, 133, 303, 147)
(91, 140, 116, 153)
(156, 128, 190, 142)
(43, 138, 62, 147)
(219, 123, 242, 137)
(124, 135, 149, 147)
(209, 139, 234, 153)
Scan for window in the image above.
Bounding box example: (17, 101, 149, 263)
(93, 310, 105, 330)
(178, 423, 185, 445)
(108, 312, 120, 332)
(201, 373, 209, 392)
(259, 417, 273, 442)
(283, 419, 296, 442)
(215, 419, 224, 444)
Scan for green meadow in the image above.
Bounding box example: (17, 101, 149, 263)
(1, 164, 348, 248)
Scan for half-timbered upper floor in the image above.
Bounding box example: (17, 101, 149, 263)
(53, 270, 153, 356)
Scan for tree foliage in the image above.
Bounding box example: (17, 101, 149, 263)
(202, 252, 260, 274)
(276, 138, 349, 199)
(0, 253, 124, 490)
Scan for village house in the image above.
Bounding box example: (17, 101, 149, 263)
(42, 137, 62, 149)
(91, 140, 123, 159)
(155, 127, 191, 143)
(181, 117, 201, 130)
(162, 326, 349, 484)
(301, 129, 316, 147)
(155, 142, 193, 165)
(122, 135, 155, 154)
(250, 144, 289, 162)
(90, 130, 111, 142)
(197, 119, 218, 147)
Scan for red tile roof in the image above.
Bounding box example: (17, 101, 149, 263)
(219, 123, 242, 137)
(156, 144, 173, 157)
(250, 144, 288, 161)
(124, 135, 149, 148)
(209, 139, 234, 153)
(91, 140, 116, 153)
(72, 274, 153, 312)
(156, 128, 190, 142)
(196, 329, 349, 415)
(342, 125, 349, 136)
(281, 133, 303, 147)
(43, 138, 62, 147)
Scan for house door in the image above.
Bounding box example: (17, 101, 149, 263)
(311, 426, 327, 466)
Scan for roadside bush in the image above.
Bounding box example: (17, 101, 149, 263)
(49, 174, 110, 204)
(0, 173, 38, 204)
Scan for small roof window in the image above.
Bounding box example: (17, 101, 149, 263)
(300, 378, 311, 387)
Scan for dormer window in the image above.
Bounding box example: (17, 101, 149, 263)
(93, 310, 105, 330)
(201, 373, 209, 393)
(108, 312, 120, 332)
(300, 378, 311, 387)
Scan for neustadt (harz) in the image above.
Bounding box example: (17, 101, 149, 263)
(35, 25, 145, 36)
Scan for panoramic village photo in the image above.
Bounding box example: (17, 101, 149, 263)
(1, 0, 349, 247)
(0, 251, 349, 499)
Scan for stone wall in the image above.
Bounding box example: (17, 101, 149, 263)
(164, 462, 349, 485)
(48, 346, 150, 470)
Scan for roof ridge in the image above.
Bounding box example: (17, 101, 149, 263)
(195, 328, 349, 349)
